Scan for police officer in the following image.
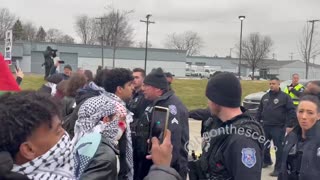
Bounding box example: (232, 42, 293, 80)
(135, 68, 189, 180)
(127, 68, 152, 180)
(284, 73, 305, 106)
(128, 68, 152, 130)
(197, 72, 264, 180)
(256, 77, 297, 177)
(278, 95, 320, 180)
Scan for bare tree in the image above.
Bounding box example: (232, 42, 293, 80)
(46, 28, 63, 42)
(36, 26, 46, 41)
(74, 15, 98, 45)
(56, 35, 75, 44)
(237, 32, 273, 80)
(22, 22, 37, 41)
(298, 23, 320, 78)
(101, 10, 134, 47)
(0, 8, 15, 40)
(164, 31, 203, 56)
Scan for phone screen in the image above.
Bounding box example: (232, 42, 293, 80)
(148, 106, 169, 152)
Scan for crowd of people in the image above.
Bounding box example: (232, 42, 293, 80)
(1, 50, 320, 180)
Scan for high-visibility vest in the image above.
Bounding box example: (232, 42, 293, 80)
(284, 83, 304, 105)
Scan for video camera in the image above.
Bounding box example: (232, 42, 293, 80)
(51, 49, 58, 58)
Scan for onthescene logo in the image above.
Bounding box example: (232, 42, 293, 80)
(185, 124, 277, 152)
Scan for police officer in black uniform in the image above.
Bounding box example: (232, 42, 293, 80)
(127, 68, 152, 180)
(196, 72, 264, 180)
(135, 68, 189, 180)
(256, 77, 297, 177)
(278, 95, 320, 180)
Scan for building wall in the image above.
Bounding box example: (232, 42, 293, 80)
(20, 56, 31, 72)
(278, 61, 320, 80)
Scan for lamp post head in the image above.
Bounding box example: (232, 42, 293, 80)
(239, 16, 246, 21)
(146, 14, 152, 19)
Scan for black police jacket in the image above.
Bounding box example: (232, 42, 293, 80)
(135, 90, 189, 178)
(198, 113, 264, 180)
(127, 90, 152, 131)
(256, 90, 297, 127)
(278, 121, 320, 180)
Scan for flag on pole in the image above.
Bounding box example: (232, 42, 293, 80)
(0, 53, 20, 95)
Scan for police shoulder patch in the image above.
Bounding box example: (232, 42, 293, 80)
(168, 105, 177, 115)
(241, 148, 256, 168)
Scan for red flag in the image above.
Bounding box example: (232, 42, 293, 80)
(0, 53, 20, 93)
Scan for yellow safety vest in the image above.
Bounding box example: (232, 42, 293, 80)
(284, 83, 304, 105)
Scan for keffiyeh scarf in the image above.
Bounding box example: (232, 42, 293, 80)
(73, 95, 122, 147)
(103, 92, 134, 180)
(12, 133, 75, 180)
(73, 95, 128, 178)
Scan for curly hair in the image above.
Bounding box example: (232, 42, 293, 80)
(102, 68, 134, 94)
(64, 73, 87, 97)
(0, 91, 61, 158)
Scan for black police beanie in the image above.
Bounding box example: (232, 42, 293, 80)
(144, 68, 168, 90)
(206, 72, 242, 108)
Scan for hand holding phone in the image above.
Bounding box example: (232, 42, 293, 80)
(146, 130, 173, 166)
(148, 106, 170, 153)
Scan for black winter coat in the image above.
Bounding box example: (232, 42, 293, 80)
(278, 121, 320, 180)
(256, 90, 297, 127)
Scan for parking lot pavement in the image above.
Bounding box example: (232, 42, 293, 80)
(189, 120, 277, 180)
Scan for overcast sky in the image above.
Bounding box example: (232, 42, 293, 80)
(2, 0, 320, 63)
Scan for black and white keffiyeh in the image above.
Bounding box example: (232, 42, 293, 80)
(73, 95, 122, 147)
(103, 92, 134, 180)
(12, 133, 75, 180)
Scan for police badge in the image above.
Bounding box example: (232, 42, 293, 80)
(168, 105, 177, 115)
(241, 148, 257, 168)
(273, 98, 279, 104)
(317, 147, 320, 157)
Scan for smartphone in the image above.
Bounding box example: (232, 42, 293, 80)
(58, 60, 65, 64)
(14, 61, 20, 71)
(148, 106, 170, 152)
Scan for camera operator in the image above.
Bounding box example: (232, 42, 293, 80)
(42, 46, 57, 79)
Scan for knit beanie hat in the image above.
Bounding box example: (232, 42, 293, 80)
(206, 72, 242, 107)
(0, 53, 20, 96)
(144, 68, 168, 90)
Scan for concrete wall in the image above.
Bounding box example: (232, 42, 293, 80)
(20, 56, 31, 72)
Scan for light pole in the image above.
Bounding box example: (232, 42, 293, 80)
(140, 14, 155, 71)
(238, 16, 245, 78)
